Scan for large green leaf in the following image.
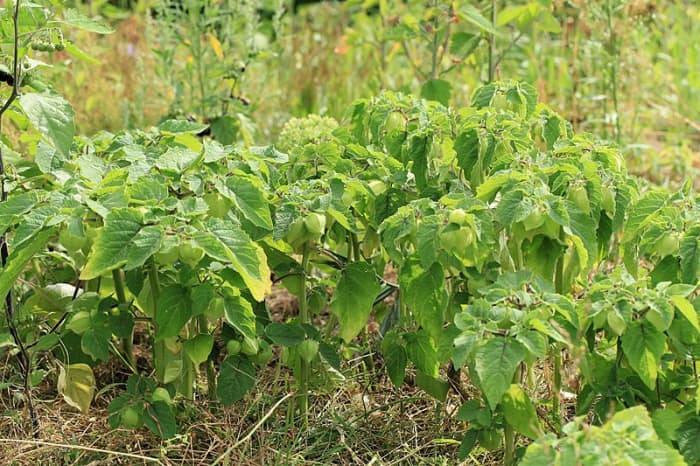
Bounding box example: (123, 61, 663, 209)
(224, 295, 258, 354)
(219, 175, 273, 230)
(621, 323, 665, 390)
(405, 331, 439, 377)
(678, 416, 700, 465)
(502, 384, 543, 440)
(57, 363, 95, 413)
(474, 337, 526, 409)
(402, 262, 448, 342)
(0, 229, 52, 302)
(330, 262, 380, 343)
(61, 9, 114, 34)
(155, 285, 192, 339)
(217, 355, 255, 406)
(193, 219, 271, 301)
(81, 208, 162, 280)
(19, 93, 75, 157)
(680, 229, 700, 284)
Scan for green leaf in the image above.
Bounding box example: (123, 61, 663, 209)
(62, 9, 114, 34)
(415, 372, 450, 402)
(183, 334, 214, 365)
(193, 219, 271, 301)
(474, 337, 526, 409)
(450, 32, 481, 58)
(265, 322, 305, 347)
(670, 295, 700, 335)
(143, 400, 177, 439)
(224, 295, 258, 354)
(383, 339, 407, 388)
(158, 119, 208, 134)
(81, 208, 162, 279)
(330, 262, 380, 343)
(222, 175, 273, 230)
(502, 384, 543, 440)
(156, 146, 200, 173)
(652, 409, 681, 444)
(57, 363, 95, 413)
(621, 323, 665, 390)
(402, 262, 448, 342)
(0, 229, 52, 303)
(405, 331, 439, 377)
(421, 79, 452, 106)
(217, 355, 255, 406)
(155, 285, 192, 339)
(680, 231, 700, 284)
(459, 5, 498, 34)
(678, 417, 700, 465)
(19, 93, 75, 157)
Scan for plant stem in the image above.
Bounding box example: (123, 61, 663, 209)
(0, 0, 39, 439)
(488, 0, 497, 82)
(148, 258, 165, 382)
(112, 269, 135, 369)
(297, 242, 312, 423)
(504, 365, 521, 466)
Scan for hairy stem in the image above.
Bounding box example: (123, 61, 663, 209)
(148, 258, 165, 382)
(112, 269, 135, 369)
(297, 242, 311, 424)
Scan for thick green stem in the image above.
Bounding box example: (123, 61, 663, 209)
(504, 364, 521, 466)
(552, 351, 562, 431)
(148, 258, 165, 382)
(112, 269, 135, 369)
(297, 243, 312, 423)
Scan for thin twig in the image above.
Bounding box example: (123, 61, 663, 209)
(0, 438, 164, 464)
(210, 392, 293, 466)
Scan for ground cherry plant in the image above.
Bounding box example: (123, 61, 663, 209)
(0, 1, 699, 463)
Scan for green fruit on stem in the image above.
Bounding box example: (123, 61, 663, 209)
(152, 387, 172, 405)
(241, 338, 259, 356)
(448, 208, 468, 226)
(568, 184, 590, 214)
(252, 340, 273, 365)
(121, 407, 143, 429)
(384, 111, 405, 134)
(297, 339, 319, 363)
(522, 208, 545, 232)
(226, 340, 242, 355)
(601, 185, 616, 214)
(204, 193, 230, 218)
(653, 233, 680, 257)
(439, 225, 474, 253)
(179, 241, 205, 267)
(155, 237, 179, 264)
(303, 212, 326, 237)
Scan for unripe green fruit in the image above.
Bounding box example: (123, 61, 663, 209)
(448, 208, 468, 226)
(121, 407, 143, 429)
(155, 237, 179, 264)
(601, 185, 616, 214)
(152, 387, 172, 405)
(204, 193, 230, 218)
(439, 225, 474, 253)
(522, 209, 545, 232)
(303, 212, 326, 237)
(241, 338, 258, 356)
(179, 241, 205, 267)
(252, 340, 273, 365)
(297, 339, 319, 363)
(384, 111, 405, 134)
(568, 185, 590, 214)
(653, 233, 680, 257)
(226, 340, 242, 355)
(492, 93, 508, 111)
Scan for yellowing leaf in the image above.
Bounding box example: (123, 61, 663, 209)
(209, 34, 224, 59)
(58, 363, 95, 413)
